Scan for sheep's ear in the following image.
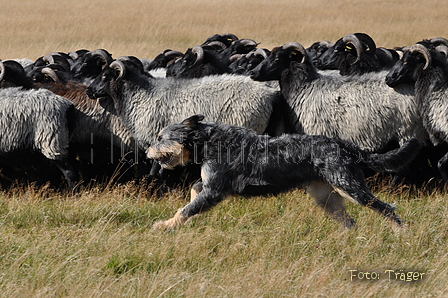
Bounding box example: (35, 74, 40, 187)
(181, 114, 205, 128)
(289, 50, 305, 62)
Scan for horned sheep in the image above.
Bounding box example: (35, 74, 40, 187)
(86, 59, 281, 150)
(250, 42, 428, 152)
(31, 66, 145, 183)
(386, 43, 448, 183)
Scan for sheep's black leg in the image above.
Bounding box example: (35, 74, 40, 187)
(149, 160, 161, 179)
(53, 159, 77, 191)
(437, 152, 448, 186)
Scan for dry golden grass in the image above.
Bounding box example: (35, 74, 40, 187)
(1, 0, 448, 297)
(1, 0, 447, 61)
(0, 180, 448, 297)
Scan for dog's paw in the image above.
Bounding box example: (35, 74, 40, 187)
(152, 220, 172, 231)
(152, 209, 188, 231)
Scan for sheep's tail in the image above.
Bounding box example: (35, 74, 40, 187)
(363, 138, 424, 173)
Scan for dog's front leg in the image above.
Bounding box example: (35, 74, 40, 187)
(153, 186, 224, 231)
(190, 182, 203, 202)
(153, 208, 189, 230)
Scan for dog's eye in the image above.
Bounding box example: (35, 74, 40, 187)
(157, 135, 162, 141)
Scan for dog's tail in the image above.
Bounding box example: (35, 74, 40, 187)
(363, 138, 424, 173)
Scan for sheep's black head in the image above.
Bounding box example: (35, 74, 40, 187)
(317, 33, 380, 75)
(30, 64, 71, 84)
(86, 62, 119, 99)
(71, 49, 113, 81)
(250, 42, 308, 81)
(146, 49, 183, 71)
(386, 43, 431, 87)
(0, 60, 34, 89)
(166, 46, 204, 78)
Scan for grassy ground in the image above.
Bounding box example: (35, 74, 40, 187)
(1, 0, 448, 296)
(0, 179, 447, 297)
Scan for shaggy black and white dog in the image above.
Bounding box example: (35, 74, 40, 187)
(147, 115, 422, 230)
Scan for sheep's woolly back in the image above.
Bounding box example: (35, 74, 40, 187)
(67, 88, 135, 150)
(412, 58, 448, 146)
(115, 74, 279, 148)
(0, 87, 73, 160)
(285, 71, 429, 152)
(420, 88, 448, 146)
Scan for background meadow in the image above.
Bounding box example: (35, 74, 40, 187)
(1, 0, 448, 297)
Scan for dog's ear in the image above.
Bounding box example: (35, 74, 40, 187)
(181, 114, 205, 129)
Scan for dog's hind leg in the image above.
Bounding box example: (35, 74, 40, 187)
(331, 179, 403, 226)
(306, 181, 356, 229)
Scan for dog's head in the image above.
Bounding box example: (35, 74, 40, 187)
(146, 114, 208, 169)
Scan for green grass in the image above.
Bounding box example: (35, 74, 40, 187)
(0, 181, 447, 297)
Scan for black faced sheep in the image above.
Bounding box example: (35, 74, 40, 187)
(316, 33, 399, 75)
(71, 49, 114, 85)
(386, 43, 448, 184)
(31, 66, 145, 184)
(86, 59, 280, 188)
(0, 60, 34, 89)
(86, 60, 280, 149)
(249, 42, 431, 185)
(166, 45, 232, 78)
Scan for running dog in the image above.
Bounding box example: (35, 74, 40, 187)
(147, 115, 422, 230)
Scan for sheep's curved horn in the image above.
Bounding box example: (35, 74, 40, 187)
(0, 60, 5, 82)
(409, 43, 431, 70)
(190, 46, 204, 69)
(41, 67, 60, 83)
(342, 34, 364, 65)
(354, 33, 377, 55)
(319, 40, 334, 47)
(377, 47, 394, 61)
(109, 60, 126, 80)
(430, 37, 448, 46)
(229, 54, 243, 62)
(68, 51, 79, 60)
(435, 45, 448, 58)
(42, 54, 55, 65)
(42, 54, 71, 71)
(206, 41, 227, 50)
(90, 49, 111, 69)
(254, 48, 268, 59)
(239, 39, 258, 48)
(164, 50, 183, 59)
(282, 42, 307, 63)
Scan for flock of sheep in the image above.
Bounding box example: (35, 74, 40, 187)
(1, 32, 448, 192)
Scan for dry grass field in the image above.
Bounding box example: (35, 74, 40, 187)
(1, 0, 448, 60)
(1, 0, 448, 297)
